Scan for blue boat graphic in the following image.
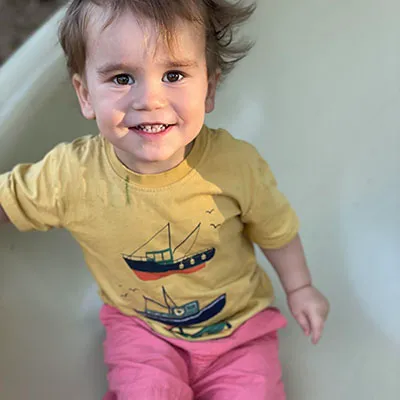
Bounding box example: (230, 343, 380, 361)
(123, 223, 215, 281)
(136, 287, 226, 328)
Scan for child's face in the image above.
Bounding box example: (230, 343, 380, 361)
(73, 10, 219, 174)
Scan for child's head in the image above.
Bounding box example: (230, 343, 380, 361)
(59, 0, 255, 83)
(58, 0, 255, 174)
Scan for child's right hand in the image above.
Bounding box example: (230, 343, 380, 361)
(287, 284, 330, 345)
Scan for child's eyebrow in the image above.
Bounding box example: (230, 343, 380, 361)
(96, 59, 199, 76)
(163, 59, 199, 69)
(96, 63, 133, 76)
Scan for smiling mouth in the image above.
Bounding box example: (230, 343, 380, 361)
(133, 124, 172, 133)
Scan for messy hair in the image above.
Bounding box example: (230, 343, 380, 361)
(58, 0, 256, 81)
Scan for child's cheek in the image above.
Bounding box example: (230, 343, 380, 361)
(97, 98, 125, 126)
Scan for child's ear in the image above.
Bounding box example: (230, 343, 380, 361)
(205, 69, 221, 113)
(72, 73, 96, 120)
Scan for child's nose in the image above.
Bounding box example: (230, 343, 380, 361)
(131, 81, 166, 111)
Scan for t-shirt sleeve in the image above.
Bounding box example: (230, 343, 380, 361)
(241, 147, 299, 249)
(0, 143, 72, 232)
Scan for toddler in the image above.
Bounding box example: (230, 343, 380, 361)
(0, 0, 329, 398)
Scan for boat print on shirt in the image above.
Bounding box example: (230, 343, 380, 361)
(122, 223, 216, 281)
(136, 287, 231, 339)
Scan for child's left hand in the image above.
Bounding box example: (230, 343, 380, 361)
(287, 285, 330, 344)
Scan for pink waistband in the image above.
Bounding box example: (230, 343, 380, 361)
(100, 305, 287, 356)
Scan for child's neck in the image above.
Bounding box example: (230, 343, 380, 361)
(114, 141, 195, 175)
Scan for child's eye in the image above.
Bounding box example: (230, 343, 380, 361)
(163, 71, 184, 83)
(113, 74, 134, 85)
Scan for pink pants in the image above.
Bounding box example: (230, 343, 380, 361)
(100, 305, 287, 400)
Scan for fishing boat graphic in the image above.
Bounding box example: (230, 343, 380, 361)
(171, 321, 232, 339)
(123, 223, 215, 281)
(136, 287, 230, 338)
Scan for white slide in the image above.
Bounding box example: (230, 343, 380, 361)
(1, 2, 399, 399)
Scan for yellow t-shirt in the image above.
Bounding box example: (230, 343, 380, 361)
(0, 126, 298, 340)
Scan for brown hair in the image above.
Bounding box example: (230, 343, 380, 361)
(58, 0, 256, 81)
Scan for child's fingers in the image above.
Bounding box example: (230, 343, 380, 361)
(308, 310, 325, 344)
(296, 312, 311, 336)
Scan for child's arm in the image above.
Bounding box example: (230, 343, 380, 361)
(0, 204, 10, 224)
(261, 234, 330, 344)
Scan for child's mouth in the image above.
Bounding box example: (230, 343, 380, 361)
(134, 124, 172, 134)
